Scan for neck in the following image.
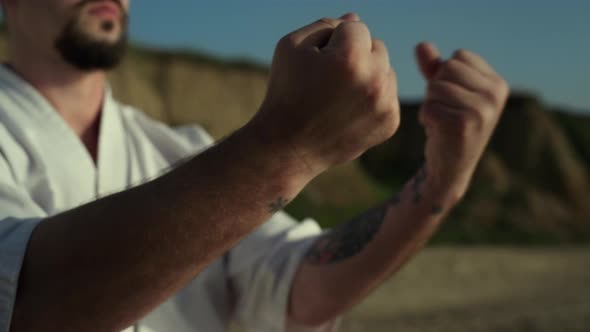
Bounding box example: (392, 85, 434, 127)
(8, 43, 107, 162)
(8, 58, 106, 136)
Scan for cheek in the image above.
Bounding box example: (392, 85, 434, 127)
(16, 4, 57, 38)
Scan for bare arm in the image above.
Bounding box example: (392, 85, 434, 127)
(288, 168, 456, 326)
(11, 15, 399, 332)
(289, 43, 509, 326)
(11, 128, 310, 332)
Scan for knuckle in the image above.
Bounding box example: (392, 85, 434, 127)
(386, 106, 401, 136)
(339, 50, 364, 79)
(445, 58, 464, 73)
(370, 107, 399, 140)
(484, 77, 510, 107)
(360, 22, 371, 36)
(347, 21, 369, 32)
(372, 38, 385, 49)
(453, 48, 472, 60)
(316, 17, 338, 28)
(377, 112, 398, 139)
(495, 77, 510, 98)
(277, 34, 297, 51)
(365, 75, 388, 108)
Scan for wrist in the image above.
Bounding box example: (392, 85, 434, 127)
(234, 121, 317, 196)
(246, 102, 327, 177)
(422, 173, 467, 209)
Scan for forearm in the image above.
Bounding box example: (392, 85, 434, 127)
(290, 37, 508, 328)
(289, 167, 460, 326)
(11, 127, 311, 332)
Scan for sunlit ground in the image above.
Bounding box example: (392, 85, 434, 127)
(340, 247, 590, 332)
(230, 247, 590, 332)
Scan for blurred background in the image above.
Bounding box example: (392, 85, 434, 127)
(3, 0, 589, 331)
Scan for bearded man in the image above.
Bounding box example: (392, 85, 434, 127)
(0, 1, 509, 331)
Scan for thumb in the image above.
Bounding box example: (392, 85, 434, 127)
(415, 42, 442, 81)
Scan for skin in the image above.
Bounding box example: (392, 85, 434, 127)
(0, 1, 509, 330)
(289, 42, 509, 325)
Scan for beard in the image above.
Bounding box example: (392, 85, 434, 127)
(55, 5, 128, 71)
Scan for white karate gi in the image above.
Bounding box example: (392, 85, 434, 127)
(0, 65, 339, 332)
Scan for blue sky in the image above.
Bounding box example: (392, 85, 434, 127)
(128, 1, 590, 112)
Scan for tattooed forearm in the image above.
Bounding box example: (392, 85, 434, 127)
(305, 195, 401, 265)
(413, 167, 444, 215)
(304, 164, 449, 266)
(304, 207, 385, 265)
(269, 197, 289, 213)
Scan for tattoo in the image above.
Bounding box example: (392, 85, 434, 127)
(412, 167, 427, 204)
(305, 194, 401, 265)
(269, 197, 289, 213)
(413, 167, 445, 215)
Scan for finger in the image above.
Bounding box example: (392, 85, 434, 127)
(415, 42, 443, 81)
(371, 38, 391, 71)
(435, 59, 491, 93)
(298, 16, 361, 49)
(290, 17, 344, 48)
(325, 21, 372, 54)
(339, 12, 361, 21)
(452, 49, 497, 77)
(426, 80, 480, 111)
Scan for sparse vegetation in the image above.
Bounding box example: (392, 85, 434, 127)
(1, 30, 588, 245)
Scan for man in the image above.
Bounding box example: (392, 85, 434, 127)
(0, 0, 509, 331)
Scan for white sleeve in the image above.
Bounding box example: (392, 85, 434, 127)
(172, 124, 214, 149)
(227, 211, 341, 332)
(174, 124, 341, 330)
(0, 155, 44, 332)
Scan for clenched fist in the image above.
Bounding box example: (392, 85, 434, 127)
(416, 42, 509, 202)
(249, 14, 400, 178)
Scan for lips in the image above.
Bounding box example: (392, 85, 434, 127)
(87, 1, 121, 18)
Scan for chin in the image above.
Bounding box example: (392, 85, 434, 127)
(55, 15, 128, 71)
(84, 22, 122, 43)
